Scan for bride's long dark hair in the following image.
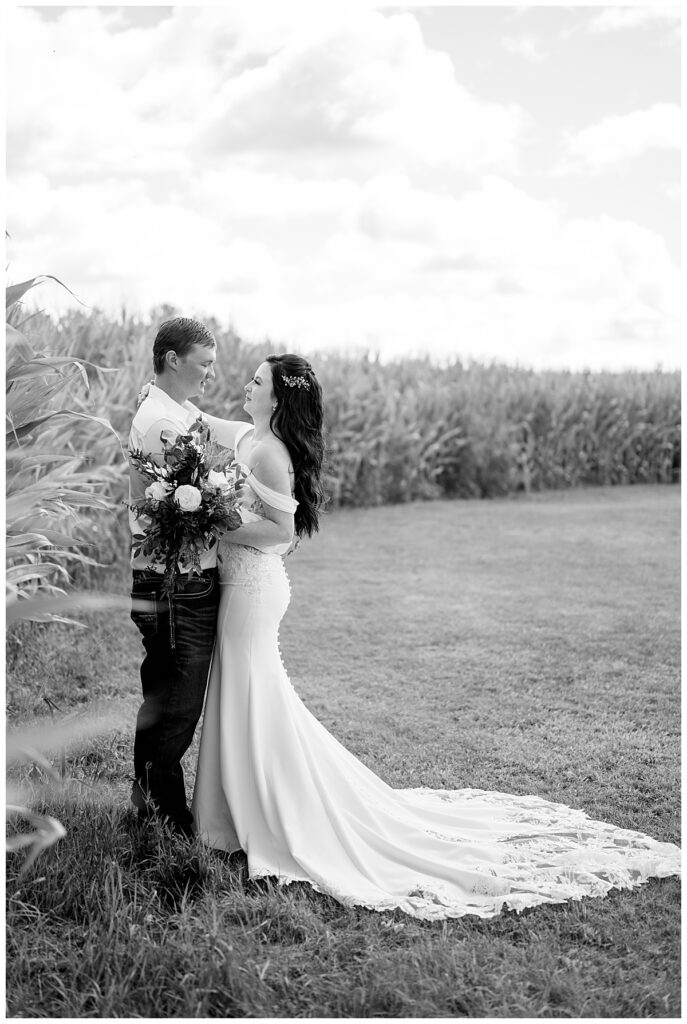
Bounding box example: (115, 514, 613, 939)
(266, 354, 326, 537)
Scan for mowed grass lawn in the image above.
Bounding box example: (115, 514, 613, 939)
(6, 485, 680, 1018)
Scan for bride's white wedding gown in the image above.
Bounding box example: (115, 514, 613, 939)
(192, 471, 680, 921)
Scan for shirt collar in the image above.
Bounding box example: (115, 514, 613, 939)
(148, 382, 197, 416)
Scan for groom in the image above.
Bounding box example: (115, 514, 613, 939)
(129, 316, 225, 837)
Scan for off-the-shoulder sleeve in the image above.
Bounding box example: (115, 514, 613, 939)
(247, 472, 298, 513)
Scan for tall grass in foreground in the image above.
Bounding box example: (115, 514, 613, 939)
(6, 277, 128, 868)
(6, 280, 124, 615)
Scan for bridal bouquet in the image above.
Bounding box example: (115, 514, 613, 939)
(128, 417, 244, 594)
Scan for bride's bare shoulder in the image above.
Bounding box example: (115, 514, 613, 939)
(252, 435, 291, 469)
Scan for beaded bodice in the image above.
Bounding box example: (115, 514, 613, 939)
(216, 541, 288, 594)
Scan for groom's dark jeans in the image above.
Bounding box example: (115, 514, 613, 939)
(130, 567, 219, 831)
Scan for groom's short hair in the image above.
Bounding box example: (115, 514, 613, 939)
(153, 317, 216, 374)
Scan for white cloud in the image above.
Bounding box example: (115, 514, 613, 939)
(7, 176, 271, 310)
(5, 5, 680, 371)
(560, 104, 681, 172)
(588, 5, 681, 33)
(7, 7, 195, 184)
(193, 9, 526, 174)
(7, 6, 526, 184)
(268, 179, 680, 369)
(501, 34, 547, 62)
(186, 168, 357, 224)
(8, 168, 680, 370)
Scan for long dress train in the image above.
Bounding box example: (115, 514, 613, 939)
(192, 475, 680, 921)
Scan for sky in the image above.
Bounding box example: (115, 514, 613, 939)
(5, 2, 682, 370)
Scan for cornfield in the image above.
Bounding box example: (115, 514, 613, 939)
(6, 282, 126, 613)
(6, 278, 127, 870)
(19, 306, 680, 519)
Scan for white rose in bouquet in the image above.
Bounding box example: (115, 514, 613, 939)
(145, 480, 172, 503)
(204, 469, 231, 492)
(174, 484, 203, 511)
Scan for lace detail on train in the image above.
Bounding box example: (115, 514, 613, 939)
(193, 531, 681, 921)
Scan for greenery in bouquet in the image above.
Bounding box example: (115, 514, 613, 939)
(128, 417, 243, 593)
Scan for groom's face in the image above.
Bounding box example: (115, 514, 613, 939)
(176, 343, 217, 399)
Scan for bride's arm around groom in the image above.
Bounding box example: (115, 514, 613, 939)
(222, 442, 295, 551)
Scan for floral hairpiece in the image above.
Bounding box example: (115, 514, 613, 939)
(282, 374, 310, 390)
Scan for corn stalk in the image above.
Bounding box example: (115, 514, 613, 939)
(6, 274, 129, 872)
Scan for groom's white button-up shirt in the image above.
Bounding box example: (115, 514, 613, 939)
(128, 384, 217, 573)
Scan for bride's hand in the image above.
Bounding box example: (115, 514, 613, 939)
(136, 379, 154, 408)
(220, 524, 244, 540)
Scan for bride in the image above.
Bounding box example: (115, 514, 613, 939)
(192, 354, 680, 921)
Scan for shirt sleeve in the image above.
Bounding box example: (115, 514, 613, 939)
(128, 416, 181, 543)
(136, 417, 184, 456)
